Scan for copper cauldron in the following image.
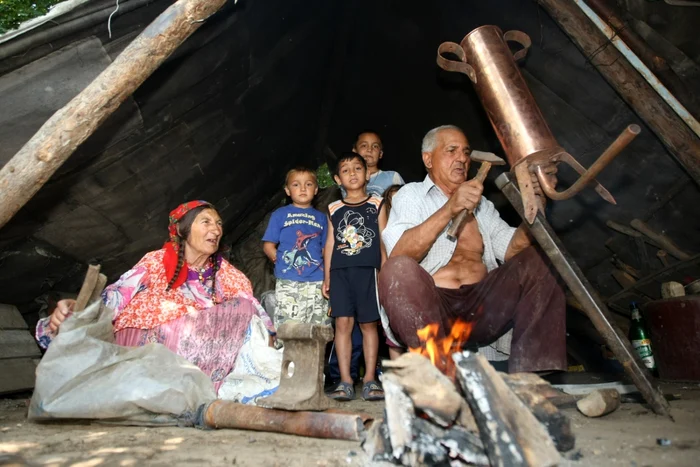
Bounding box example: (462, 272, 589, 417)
(437, 25, 640, 222)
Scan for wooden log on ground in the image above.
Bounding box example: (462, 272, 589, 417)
(576, 389, 621, 417)
(453, 352, 560, 467)
(536, 0, 700, 187)
(0, 0, 229, 229)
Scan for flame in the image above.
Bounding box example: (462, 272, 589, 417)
(409, 319, 473, 377)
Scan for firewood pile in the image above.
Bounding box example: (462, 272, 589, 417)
(363, 352, 577, 466)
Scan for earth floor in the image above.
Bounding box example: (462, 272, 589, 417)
(1, 382, 699, 466)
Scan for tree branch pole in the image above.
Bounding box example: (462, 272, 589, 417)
(0, 0, 229, 230)
(536, 0, 700, 187)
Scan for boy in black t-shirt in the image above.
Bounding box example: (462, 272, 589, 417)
(323, 153, 387, 401)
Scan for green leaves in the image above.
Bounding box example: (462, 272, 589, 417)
(0, 0, 63, 35)
(316, 163, 334, 189)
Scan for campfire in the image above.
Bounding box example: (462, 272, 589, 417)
(364, 321, 576, 466)
(409, 319, 473, 378)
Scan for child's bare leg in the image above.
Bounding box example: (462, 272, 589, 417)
(388, 347, 405, 360)
(359, 321, 379, 386)
(334, 317, 355, 386)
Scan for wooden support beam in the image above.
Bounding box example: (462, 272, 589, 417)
(536, 0, 700, 186)
(453, 352, 560, 467)
(0, 0, 229, 230)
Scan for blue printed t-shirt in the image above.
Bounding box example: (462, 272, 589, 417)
(262, 205, 327, 281)
(328, 195, 383, 270)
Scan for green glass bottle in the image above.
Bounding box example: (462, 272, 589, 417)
(629, 302, 657, 372)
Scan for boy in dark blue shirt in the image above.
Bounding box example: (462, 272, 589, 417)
(323, 154, 387, 401)
(263, 168, 328, 327)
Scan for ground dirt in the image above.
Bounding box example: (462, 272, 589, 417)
(1, 382, 699, 466)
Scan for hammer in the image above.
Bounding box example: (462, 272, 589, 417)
(446, 151, 506, 241)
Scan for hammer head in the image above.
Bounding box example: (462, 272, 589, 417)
(470, 150, 506, 166)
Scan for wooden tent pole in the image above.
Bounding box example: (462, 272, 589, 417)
(536, 0, 700, 187)
(0, 0, 228, 229)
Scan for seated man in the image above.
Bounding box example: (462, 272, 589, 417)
(378, 125, 565, 373)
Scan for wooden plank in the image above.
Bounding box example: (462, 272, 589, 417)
(0, 330, 41, 359)
(0, 358, 37, 394)
(0, 303, 27, 329)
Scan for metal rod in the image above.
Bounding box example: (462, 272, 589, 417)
(573, 0, 700, 138)
(199, 400, 369, 441)
(495, 172, 672, 419)
(536, 124, 640, 201)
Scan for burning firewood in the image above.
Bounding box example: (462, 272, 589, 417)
(363, 354, 487, 466)
(453, 351, 561, 467)
(382, 352, 477, 430)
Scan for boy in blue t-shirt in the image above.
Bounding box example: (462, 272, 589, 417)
(263, 167, 329, 327)
(323, 153, 387, 402)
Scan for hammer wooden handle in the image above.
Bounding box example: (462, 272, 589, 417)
(446, 162, 492, 241)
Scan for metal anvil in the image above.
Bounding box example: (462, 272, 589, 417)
(437, 25, 640, 223)
(258, 322, 341, 411)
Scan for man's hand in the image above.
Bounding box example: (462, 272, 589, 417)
(446, 179, 484, 216)
(48, 299, 76, 333)
(531, 163, 557, 198)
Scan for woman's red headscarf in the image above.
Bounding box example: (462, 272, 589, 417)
(163, 200, 212, 290)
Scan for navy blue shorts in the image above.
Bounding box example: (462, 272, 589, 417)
(329, 267, 380, 323)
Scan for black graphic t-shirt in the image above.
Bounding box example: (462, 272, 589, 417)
(328, 195, 383, 270)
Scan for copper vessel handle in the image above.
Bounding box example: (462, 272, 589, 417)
(503, 30, 531, 61)
(536, 124, 641, 202)
(437, 42, 477, 83)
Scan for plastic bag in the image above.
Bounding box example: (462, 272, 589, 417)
(217, 315, 283, 405)
(28, 300, 217, 425)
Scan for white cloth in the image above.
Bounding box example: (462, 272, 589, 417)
(383, 175, 516, 272)
(382, 174, 517, 360)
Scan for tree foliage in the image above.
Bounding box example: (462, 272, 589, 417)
(316, 163, 335, 189)
(0, 0, 63, 35)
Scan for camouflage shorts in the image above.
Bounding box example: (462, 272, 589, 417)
(274, 279, 330, 327)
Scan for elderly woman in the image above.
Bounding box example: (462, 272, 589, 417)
(36, 200, 275, 392)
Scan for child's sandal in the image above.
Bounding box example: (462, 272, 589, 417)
(327, 381, 355, 401)
(362, 380, 385, 401)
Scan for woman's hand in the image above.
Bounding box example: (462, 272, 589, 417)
(48, 299, 76, 333)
